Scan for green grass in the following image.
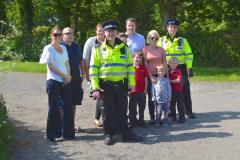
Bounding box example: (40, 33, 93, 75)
(192, 67, 240, 82)
(0, 61, 46, 73)
(0, 61, 240, 82)
(0, 94, 13, 160)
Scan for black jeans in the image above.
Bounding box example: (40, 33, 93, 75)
(170, 92, 185, 120)
(178, 64, 193, 114)
(128, 92, 146, 124)
(46, 79, 75, 139)
(147, 77, 155, 120)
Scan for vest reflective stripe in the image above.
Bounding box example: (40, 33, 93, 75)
(100, 63, 127, 67)
(166, 53, 185, 56)
(89, 40, 135, 90)
(158, 36, 193, 68)
(89, 64, 99, 68)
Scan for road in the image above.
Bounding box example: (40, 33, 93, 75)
(0, 72, 240, 160)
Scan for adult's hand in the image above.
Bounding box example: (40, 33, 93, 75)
(92, 90, 100, 100)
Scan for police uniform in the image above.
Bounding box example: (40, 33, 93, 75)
(158, 19, 195, 119)
(90, 20, 143, 145)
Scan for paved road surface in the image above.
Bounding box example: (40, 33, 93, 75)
(0, 72, 240, 160)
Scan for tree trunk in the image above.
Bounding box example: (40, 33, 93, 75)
(18, 0, 34, 60)
(0, 0, 6, 22)
(159, 0, 180, 30)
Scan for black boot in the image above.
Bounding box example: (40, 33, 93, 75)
(104, 134, 113, 145)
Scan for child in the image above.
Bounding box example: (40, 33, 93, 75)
(168, 57, 185, 123)
(128, 52, 148, 128)
(152, 64, 171, 126)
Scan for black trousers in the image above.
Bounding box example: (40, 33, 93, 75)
(100, 80, 131, 136)
(178, 64, 193, 114)
(95, 98, 103, 120)
(170, 92, 185, 120)
(147, 77, 155, 120)
(46, 79, 75, 139)
(128, 92, 146, 124)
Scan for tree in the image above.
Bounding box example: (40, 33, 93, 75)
(17, 0, 34, 60)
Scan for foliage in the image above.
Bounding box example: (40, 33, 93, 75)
(1, 0, 240, 66)
(0, 93, 13, 160)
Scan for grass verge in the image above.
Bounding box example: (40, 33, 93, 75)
(0, 61, 240, 82)
(0, 93, 13, 160)
(0, 61, 46, 73)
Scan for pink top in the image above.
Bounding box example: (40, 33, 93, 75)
(142, 45, 166, 75)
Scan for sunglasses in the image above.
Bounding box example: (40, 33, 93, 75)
(52, 33, 62, 37)
(150, 37, 159, 41)
(64, 32, 74, 36)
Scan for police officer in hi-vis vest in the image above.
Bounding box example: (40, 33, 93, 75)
(90, 20, 143, 145)
(158, 19, 196, 119)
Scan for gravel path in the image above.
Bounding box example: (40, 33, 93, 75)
(1, 72, 240, 160)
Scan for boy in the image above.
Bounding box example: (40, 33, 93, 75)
(152, 64, 171, 126)
(128, 52, 148, 128)
(168, 57, 185, 123)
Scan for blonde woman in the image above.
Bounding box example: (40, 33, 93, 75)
(142, 30, 167, 124)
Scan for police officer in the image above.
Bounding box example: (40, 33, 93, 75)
(158, 19, 196, 119)
(90, 20, 143, 145)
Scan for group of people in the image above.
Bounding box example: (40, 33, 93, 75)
(39, 17, 195, 145)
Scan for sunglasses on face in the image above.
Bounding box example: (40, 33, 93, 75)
(52, 33, 62, 37)
(64, 32, 74, 36)
(150, 37, 159, 41)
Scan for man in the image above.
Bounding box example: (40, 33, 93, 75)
(83, 23, 105, 127)
(125, 17, 145, 55)
(90, 20, 143, 145)
(158, 19, 196, 119)
(61, 27, 85, 132)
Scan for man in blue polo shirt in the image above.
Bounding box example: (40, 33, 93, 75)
(61, 27, 85, 132)
(125, 17, 145, 56)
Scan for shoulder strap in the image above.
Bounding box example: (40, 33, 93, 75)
(178, 37, 184, 48)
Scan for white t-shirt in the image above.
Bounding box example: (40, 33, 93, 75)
(39, 44, 69, 82)
(83, 36, 96, 63)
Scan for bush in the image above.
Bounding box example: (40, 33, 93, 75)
(0, 93, 13, 160)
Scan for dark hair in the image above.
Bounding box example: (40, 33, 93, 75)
(96, 23, 103, 30)
(50, 25, 61, 34)
(126, 17, 137, 24)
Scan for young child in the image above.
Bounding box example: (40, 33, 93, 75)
(152, 64, 171, 126)
(128, 52, 148, 128)
(168, 57, 185, 123)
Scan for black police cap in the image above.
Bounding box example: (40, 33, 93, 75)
(167, 19, 180, 26)
(103, 20, 118, 31)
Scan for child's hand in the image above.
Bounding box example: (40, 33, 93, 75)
(128, 91, 131, 97)
(168, 96, 171, 103)
(144, 89, 147, 95)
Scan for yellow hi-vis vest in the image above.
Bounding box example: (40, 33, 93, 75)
(158, 36, 193, 69)
(89, 40, 135, 90)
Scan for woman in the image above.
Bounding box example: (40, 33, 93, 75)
(39, 26, 75, 142)
(142, 30, 167, 124)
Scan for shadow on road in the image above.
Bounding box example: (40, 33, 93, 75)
(11, 119, 68, 160)
(137, 111, 239, 144)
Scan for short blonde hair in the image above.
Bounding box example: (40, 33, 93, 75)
(156, 64, 165, 70)
(146, 30, 160, 44)
(168, 57, 179, 64)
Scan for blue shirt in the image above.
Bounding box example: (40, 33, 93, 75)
(60, 41, 82, 77)
(152, 77, 172, 103)
(127, 32, 145, 55)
